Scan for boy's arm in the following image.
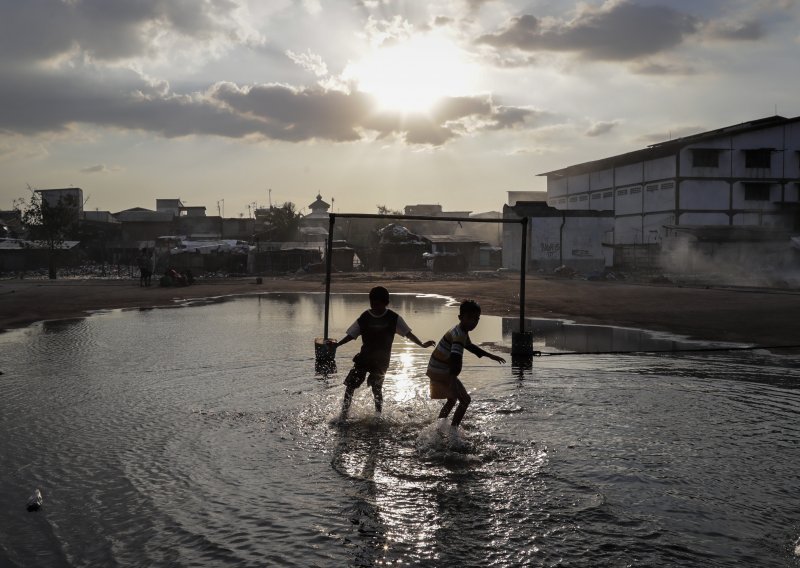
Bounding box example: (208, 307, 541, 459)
(405, 331, 435, 348)
(328, 319, 361, 350)
(465, 343, 506, 364)
(332, 335, 355, 347)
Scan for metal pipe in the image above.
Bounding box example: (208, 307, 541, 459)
(335, 213, 522, 223)
(519, 217, 528, 332)
(323, 213, 335, 340)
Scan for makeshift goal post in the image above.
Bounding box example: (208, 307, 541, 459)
(316, 213, 533, 363)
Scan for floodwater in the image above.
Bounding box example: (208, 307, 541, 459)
(1, 293, 799, 567)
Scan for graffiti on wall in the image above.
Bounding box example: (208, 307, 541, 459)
(540, 242, 560, 258)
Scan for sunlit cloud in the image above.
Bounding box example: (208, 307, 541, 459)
(585, 120, 619, 137)
(79, 164, 122, 174)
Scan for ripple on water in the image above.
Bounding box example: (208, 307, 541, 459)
(1, 294, 799, 567)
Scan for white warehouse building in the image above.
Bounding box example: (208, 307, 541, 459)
(538, 116, 800, 271)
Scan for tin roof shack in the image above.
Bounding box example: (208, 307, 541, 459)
(250, 242, 323, 274)
(0, 210, 22, 240)
(661, 225, 799, 285)
(420, 234, 488, 272)
(330, 240, 356, 272)
(503, 201, 614, 273)
(161, 238, 251, 275)
(0, 239, 80, 274)
(376, 224, 429, 271)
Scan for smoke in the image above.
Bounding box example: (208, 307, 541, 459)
(660, 235, 800, 288)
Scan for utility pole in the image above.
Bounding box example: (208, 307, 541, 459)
(268, 188, 272, 208)
(217, 199, 225, 239)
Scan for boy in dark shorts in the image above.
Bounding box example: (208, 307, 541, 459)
(426, 300, 505, 429)
(329, 286, 435, 419)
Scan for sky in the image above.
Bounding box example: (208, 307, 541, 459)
(2, 0, 799, 217)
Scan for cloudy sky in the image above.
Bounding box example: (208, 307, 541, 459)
(2, 0, 799, 216)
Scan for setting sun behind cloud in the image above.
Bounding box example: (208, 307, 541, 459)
(345, 34, 477, 114)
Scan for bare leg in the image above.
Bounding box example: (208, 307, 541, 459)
(450, 379, 471, 427)
(438, 399, 456, 419)
(341, 384, 356, 418)
(341, 366, 367, 419)
(369, 374, 384, 413)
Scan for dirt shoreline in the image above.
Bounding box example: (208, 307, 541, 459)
(2, 273, 799, 348)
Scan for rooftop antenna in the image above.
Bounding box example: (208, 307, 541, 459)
(268, 188, 272, 208)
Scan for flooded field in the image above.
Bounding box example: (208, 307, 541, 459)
(1, 293, 799, 567)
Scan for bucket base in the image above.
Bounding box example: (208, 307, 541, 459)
(511, 331, 534, 357)
(314, 337, 337, 375)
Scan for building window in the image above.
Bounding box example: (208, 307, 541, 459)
(660, 181, 675, 190)
(603, 191, 613, 198)
(592, 193, 601, 200)
(743, 183, 771, 201)
(744, 149, 771, 168)
(646, 184, 658, 192)
(630, 187, 642, 195)
(692, 149, 720, 168)
(568, 196, 578, 203)
(579, 195, 588, 201)
(616, 189, 628, 196)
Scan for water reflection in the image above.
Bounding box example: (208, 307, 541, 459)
(0, 293, 798, 567)
(331, 422, 388, 566)
(502, 316, 736, 354)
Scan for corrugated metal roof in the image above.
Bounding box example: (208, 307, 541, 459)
(539, 115, 800, 178)
(421, 234, 486, 244)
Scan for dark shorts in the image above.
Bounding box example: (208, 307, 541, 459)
(343, 365, 385, 391)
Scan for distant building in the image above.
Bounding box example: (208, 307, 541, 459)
(537, 115, 800, 271)
(36, 188, 84, 212)
(420, 234, 492, 271)
(183, 206, 207, 217)
(503, 201, 614, 272)
(156, 199, 184, 216)
(507, 191, 546, 205)
(302, 194, 331, 231)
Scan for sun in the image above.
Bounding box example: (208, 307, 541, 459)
(347, 35, 476, 114)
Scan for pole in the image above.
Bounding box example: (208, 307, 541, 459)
(323, 213, 335, 340)
(519, 217, 527, 332)
(511, 216, 533, 358)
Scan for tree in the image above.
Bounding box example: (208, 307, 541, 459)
(258, 201, 301, 241)
(377, 204, 402, 216)
(19, 188, 80, 279)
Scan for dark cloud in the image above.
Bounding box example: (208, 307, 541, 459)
(630, 60, 697, 75)
(0, 63, 260, 138)
(210, 82, 374, 142)
(477, 1, 698, 61)
(705, 19, 765, 41)
(482, 106, 545, 130)
(0, 0, 245, 63)
(0, 60, 547, 146)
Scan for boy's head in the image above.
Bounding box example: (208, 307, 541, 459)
(458, 299, 481, 331)
(369, 286, 390, 313)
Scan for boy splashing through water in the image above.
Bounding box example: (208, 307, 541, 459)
(329, 286, 435, 420)
(427, 300, 505, 430)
